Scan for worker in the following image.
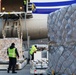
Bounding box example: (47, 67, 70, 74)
(7, 43, 19, 73)
(30, 45, 37, 60)
(23, 0, 27, 12)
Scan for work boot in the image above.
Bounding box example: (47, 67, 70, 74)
(12, 72, 17, 73)
(7, 70, 9, 73)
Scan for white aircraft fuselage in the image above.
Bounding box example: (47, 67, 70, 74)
(0, 0, 75, 40)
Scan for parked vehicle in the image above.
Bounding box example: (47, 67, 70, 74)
(30, 44, 48, 75)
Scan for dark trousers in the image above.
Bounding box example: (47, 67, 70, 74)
(8, 57, 17, 72)
(31, 54, 34, 60)
(24, 5, 26, 12)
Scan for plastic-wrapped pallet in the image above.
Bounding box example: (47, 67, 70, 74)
(47, 3, 76, 75)
(0, 38, 24, 62)
(48, 4, 76, 45)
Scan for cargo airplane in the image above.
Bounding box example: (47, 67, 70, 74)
(0, 0, 75, 40)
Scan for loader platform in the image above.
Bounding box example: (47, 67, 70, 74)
(0, 38, 27, 70)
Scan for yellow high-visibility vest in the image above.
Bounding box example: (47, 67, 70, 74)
(30, 45, 37, 55)
(8, 48, 16, 58)
(24, 0, 27, 5)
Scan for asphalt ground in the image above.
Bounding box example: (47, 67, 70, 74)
(0, 64, 31, 75)
(0, 64, 47, 75)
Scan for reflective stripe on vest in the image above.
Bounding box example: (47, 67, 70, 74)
(8, 48, 16, 58)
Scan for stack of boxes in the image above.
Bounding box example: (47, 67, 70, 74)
(0, 38, 24, 62)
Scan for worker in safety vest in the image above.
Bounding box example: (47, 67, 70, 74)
(30, 45, 37, 60)
(23, 0, 27, 12)
(7, 43, 19, 73)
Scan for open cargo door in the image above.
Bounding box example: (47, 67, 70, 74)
(1, 0, 24, 12)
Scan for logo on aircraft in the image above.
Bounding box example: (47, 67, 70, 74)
(30, 0, 76, 14)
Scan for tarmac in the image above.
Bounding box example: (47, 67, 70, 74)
(0, 64, 47, 75)
(0, 64, 31, 75)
